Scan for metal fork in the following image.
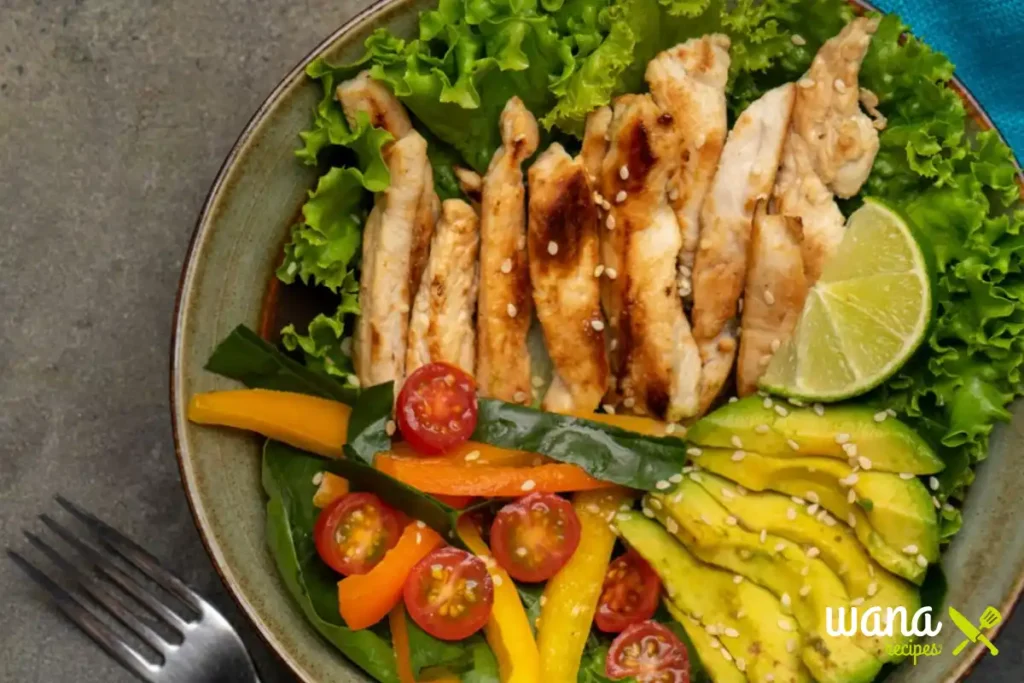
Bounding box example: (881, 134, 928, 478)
(8, 497, 262, 683)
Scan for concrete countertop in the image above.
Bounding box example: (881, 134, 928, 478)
(0, 1, 1019, 681)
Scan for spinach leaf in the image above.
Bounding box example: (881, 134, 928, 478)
(516, 583, 544, 637)
(459, 640, 501, 683)
(346, 381, 394, 463)
(473, 400, 687, 491)
(262, 440, 399, 682)
(206, 325, 357, 404)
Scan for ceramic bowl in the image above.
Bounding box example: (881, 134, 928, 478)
(170, 0, 1024, 680)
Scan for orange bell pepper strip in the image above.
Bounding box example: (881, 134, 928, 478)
(375, 455, 616, 497)
(312, 472, 350, 508)
(338, 523, 443, 630)
(391, 441, 544, 468)
(570, 410, 685, 439)
(188, 389, 350, 458)
(457, 517, 540, 683)
(433, 494, 475, 509)
(389, 605, 417, 683)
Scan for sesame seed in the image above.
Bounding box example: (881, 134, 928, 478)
(708, 636, 721, 649)
(507, 303, 518, 318)
(806, 546, 820, 558)
(868, 582, 879, 597)
(813, 403, 825, 416)
(385, 420, 397, 436)
(670, 473, 683, 484)
(724, 627, 740, 638)
(593, 191, 604, 204)
(735, 657, 747, 673)
(932, 496, 941, 509)
(900, 473, 915, 480)
(799, 585, 811, 597)
(755, 424, 770, 434)
(848, 489, 857, 504)
(944, 503, 956, 512)
(787, 439, 800, 451)
(767, 675, 776, 682)
(726, 515, 738, 526)
(585, 503, 601, 515)
(887, 408, 897, 417)
(764, 289, 776, 305)
(665, 423, 677, 435)
(840, 473, 859, 487)
(791, 34, 807, 46)
(807, 503, 819, 515)
(657, 480, 673, 491)
(591, 319, 605, 332)
(464, 450, 481, 462)
(929, 476, 940, 491)
(721, 648, 733, 663)
(728, 396, 738, 403)
(500, 258, 513, 274)
(731, 435, 744, 449)
(792, 496, 806, 505)
(615, 190, 627, 203)
(521, 479, 536, 491)
(517, 235, 526, 250)
(602, 403, 616, 414)
(781, 592, 792, 608)
(770, 339, 781, 353)
(873, 411, 887, 422)
(493, 574, 503, 587)
(806, 491, 819, 503)
(736, 485, 748, 496)
(786, 638, 798, 653)
(605, 267, 618, 280)
(593, 264, 605, 277)
(649, 498, 663, 511)
(775, 542, 786, 553)
(606, 214, 616, 230)
(848, 513, 857, 527)
(733, 575, 744, 584)
(858, 456, 873, 470)
(691, 472, 703, 483)
(312, 472, 324, 486)
(800, 566, 809, 577)
(786, 507, 797, 520)
(721, 487, 735, 499)
(619, 165, 630, 180)
(903, 544, 919, 554)
(917, 554, 929, 568)
(666, 517, 679, 533)
(763, 397, 774, 409)
(834, 78, 847, 93)
(687, 447, 703, 458)
(642, 506, 655, 518)
(547, 240, 559, 256)
(760, 529, 768, 543)
(835, 433, 851, 444)
(851, 597, 865, 607)
(774, 405, 789, 417)
(729, 449, 747, 463)
(669, 187, 680, 201)
(513, 390, 527, 403)
(798, 77, 816, 89)
(778, 619, 793, 632)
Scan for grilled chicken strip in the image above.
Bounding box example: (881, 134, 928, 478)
(646, 34, 731, 300)
(454, 166, 483, 208)
(692, 83, 796, 412)
(406, 199, 480, 376)
(528, 144, 608, 413)
(737, 202, 809, 395)
(477, 97, 539, 403)
(602, 95, 701, 421)
(792, 17, 880, 198)
(581, 106, 612, 183)
(354, 133, 431, 386)
(337, 71, 413, 139)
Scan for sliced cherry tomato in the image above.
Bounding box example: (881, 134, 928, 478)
(403, 546, 494, 640)
(595, 549, 662, 633)
(314, 493, 402, 576)
(489, 492, 581, 583)
(396, 362, 479, 456)
(606, 621, 691, 683)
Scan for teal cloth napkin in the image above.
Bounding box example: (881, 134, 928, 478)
(875, 0, 1024, 159)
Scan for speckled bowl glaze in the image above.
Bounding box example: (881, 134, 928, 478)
(170, 1, 1024, 681)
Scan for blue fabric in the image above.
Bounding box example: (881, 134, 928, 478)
(874, 0, 1024, 159)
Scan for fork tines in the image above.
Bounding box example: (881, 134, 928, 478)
(7, 497, 201, 681)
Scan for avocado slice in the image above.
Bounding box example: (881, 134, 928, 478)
(648, 482, 883, 683)
(616, 511, 810, 683)
(687, 396, 944, 474)
(694, 472, 921, 662)
(663, 601, 746, 683)
(690, 448, 938, 582)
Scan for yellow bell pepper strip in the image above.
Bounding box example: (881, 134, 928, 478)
(312, 472, 350, 508)
(457, 517, 540, 683)
(376, 455, 617, 497)
(537, 489, 633, 683)
(391, 440, 544, 467)
(188, 389, 350, 458)
(337, 523, 443, 630)
(389, 605, 417, 683)
(570, 410, 685, 439)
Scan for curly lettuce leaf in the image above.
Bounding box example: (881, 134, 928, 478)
(281, 273, 361, 384)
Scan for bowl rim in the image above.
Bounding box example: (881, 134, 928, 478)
(169, 1, 1024, 681)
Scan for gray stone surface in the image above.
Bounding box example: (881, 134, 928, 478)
(0, 1, 1019, 682)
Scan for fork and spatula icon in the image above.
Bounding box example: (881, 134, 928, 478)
(948, 606, 1001, 656)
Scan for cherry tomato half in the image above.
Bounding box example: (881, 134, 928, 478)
(314, 493, 402, 576)
(396, 362, 479, 455)
(490, 492, 581, 583)
(595, 549, 662, 633)
(606, 621, 691, 683)
(403, 546, 494, 640)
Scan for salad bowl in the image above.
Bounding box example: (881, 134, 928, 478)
(171, 0, 1024, 681)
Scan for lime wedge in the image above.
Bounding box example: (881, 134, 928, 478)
(759, 199, 933, 401)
